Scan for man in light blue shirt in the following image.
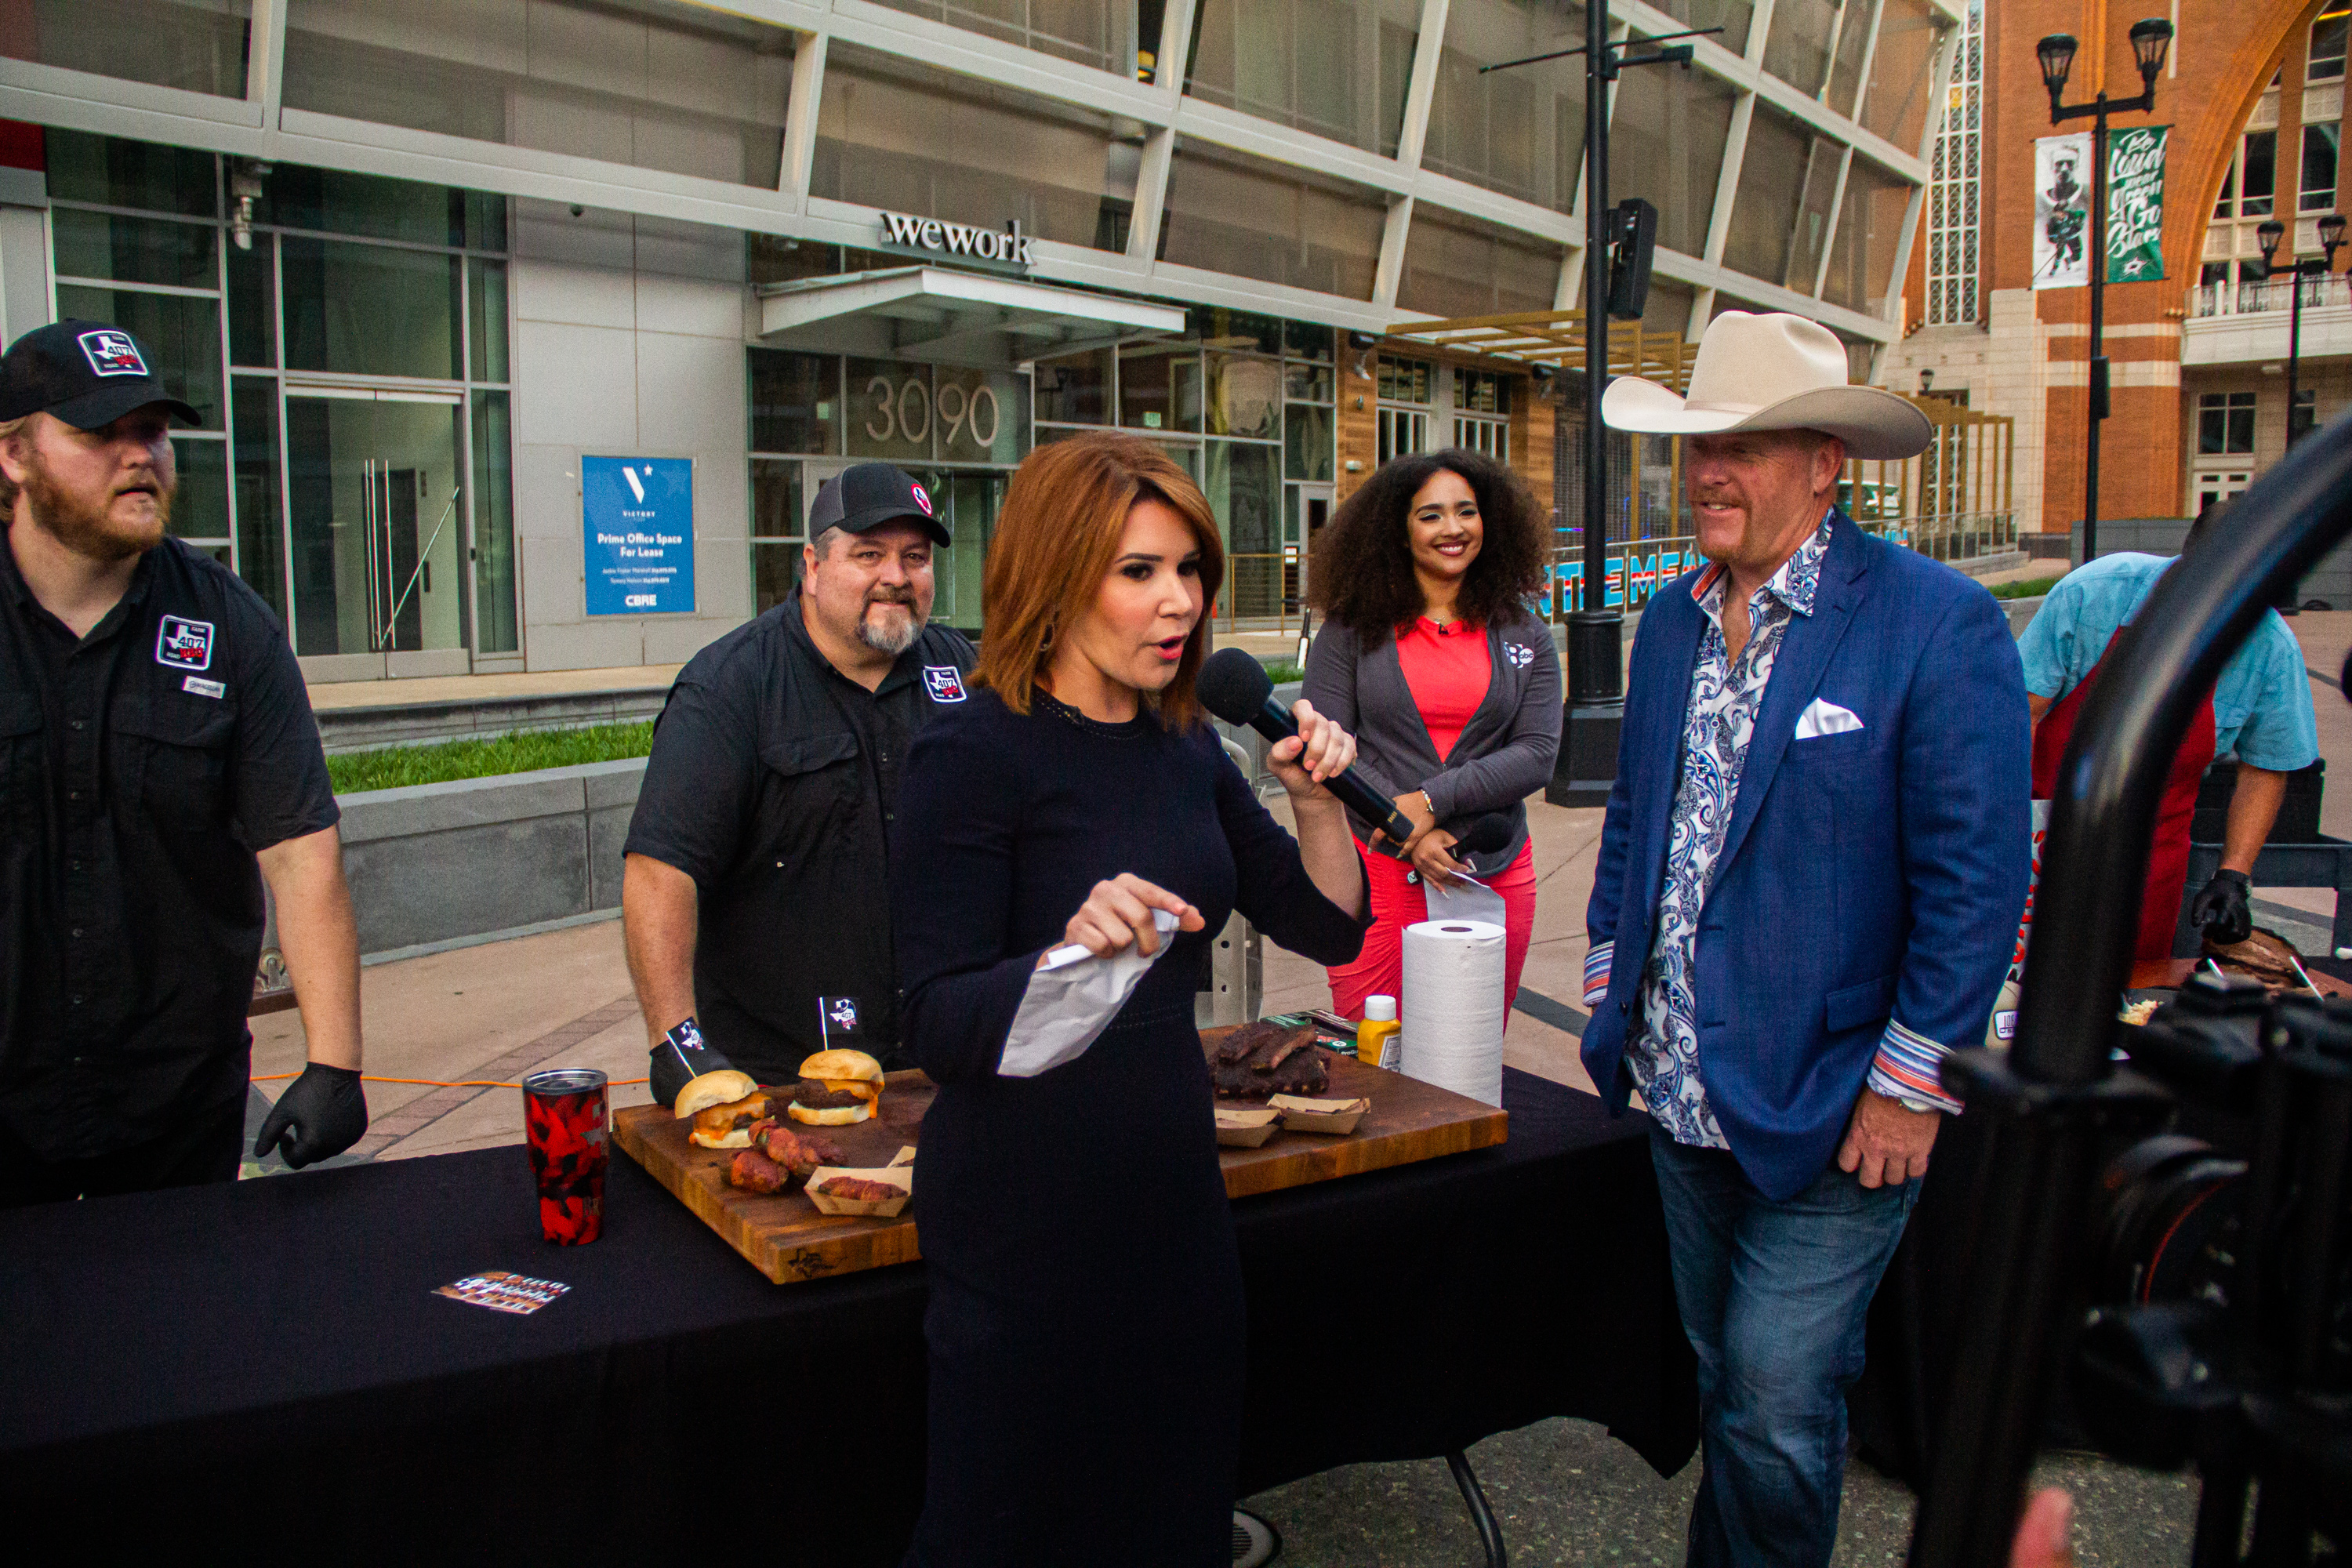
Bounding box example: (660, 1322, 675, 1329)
(2016, 537, 2319, 946)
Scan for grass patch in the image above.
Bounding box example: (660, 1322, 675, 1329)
(1990, 575, 2063, 601)
(1260, 659, 1304, 684)
(328, 721, 655, 795)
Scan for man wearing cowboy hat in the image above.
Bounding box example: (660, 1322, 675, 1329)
(1580, 312, 2030, 1566)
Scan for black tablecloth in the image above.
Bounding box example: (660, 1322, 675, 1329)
(0, 1068, 1693, 1563)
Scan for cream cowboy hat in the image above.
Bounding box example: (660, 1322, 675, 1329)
(1600, 310, 1931, 461)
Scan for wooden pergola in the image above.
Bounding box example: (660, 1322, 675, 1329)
(1381, 309, 2020, 584)
(1384, 308, 1698, 392)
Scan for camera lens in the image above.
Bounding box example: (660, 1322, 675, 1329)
(2090, 1133, 2246, 1307)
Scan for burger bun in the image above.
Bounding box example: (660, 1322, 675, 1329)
(673, 1069, 760, 1120)
(787, 1099, 874, 1127)
(798, 1049, 884, 1085)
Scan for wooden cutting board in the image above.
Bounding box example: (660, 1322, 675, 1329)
(612, 1044, 1507, 1284)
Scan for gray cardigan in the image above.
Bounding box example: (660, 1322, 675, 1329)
(1301, 613, 1563, 875)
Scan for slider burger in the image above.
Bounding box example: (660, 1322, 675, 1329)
(787, 1049, 884, 1126)
(675, 1069, 775, 1149)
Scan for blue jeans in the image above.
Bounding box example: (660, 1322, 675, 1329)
(1650, 1128, 1919, 1568)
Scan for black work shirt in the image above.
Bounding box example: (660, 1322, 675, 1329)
(0, 536, 339, 1160)
(622, 590, 975, 1078)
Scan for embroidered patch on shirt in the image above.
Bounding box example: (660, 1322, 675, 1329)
(154, 615, 215, 671)
(182, 675, 226, 699)
(923, 665, 967, 702)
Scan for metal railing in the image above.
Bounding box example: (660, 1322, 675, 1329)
(2193, 273, 2352, 316)
(1214, 552, 1305, 633)
(1537, 509, 2019, 618)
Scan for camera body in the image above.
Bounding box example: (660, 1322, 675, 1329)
(2038, 975, 2352, 1557)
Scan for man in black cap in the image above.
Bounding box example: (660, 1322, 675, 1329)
(623, 462, 973, 1101)
(0, 320, 368, 1202)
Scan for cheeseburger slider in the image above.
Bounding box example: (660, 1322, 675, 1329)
(675, 1069, 774, 1149)
(788, 1049, 884, 1126)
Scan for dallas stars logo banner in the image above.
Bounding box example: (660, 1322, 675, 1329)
(2105, 125, 2169, 285)
(2032, 132, 2093, 290)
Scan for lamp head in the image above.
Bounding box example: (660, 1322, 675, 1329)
(2129, 17, 2174, 85)
(2259, 219, 2287, 269)
(2037, 34, 2078, 103)
(1918, 368, 1935, 394)
(2323, 212, 2348, 258)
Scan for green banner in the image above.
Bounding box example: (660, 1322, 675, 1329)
(2107, 125, 2169, 283)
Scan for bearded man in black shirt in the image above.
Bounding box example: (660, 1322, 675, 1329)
(623, 463, 974, 1103)
(0, 321, 367, 1202)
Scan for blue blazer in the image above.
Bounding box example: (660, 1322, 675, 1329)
(1582, 512, 2031, 1200)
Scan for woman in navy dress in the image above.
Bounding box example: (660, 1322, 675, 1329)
(890, 432, 1370, 1566)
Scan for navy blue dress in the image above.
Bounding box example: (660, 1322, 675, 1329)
(890, 689, 1367, 1567)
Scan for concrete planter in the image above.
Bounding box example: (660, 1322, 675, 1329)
(337, 759, 645, 957)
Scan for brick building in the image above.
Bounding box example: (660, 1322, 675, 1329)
(1880, 0, 2350, 574)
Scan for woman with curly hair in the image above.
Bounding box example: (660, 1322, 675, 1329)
(1302, 446, 1560, 1018)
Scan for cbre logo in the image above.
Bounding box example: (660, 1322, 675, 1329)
(879, 212, 1036, 268)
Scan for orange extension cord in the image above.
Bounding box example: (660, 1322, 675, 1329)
(253, 1072, 651, 1088)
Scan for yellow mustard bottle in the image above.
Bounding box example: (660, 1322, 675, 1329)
(1356, 994, 1401, 1070)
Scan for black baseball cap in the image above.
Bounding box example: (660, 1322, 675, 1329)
(809, 462, 950, 547)
(0, 320, 202, 430)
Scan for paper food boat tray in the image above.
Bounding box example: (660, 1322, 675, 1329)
(1214, 1108, 1279, 1147)
(804, 1145, 916, 1217)
(1269, 1094, 1370, 1134)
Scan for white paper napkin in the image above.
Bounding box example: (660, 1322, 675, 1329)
(1424, 873, 1509, 927)
(997, 909, 1180, 1078)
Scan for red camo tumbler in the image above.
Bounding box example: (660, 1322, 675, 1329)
(523, 1069, 608, 1244)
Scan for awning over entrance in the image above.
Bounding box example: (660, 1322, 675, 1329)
(1387, 310, 1697, 392)
(757, 266, 1188, 368)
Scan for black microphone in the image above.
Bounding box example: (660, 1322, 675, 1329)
(1456, 813, 1514, 858)
(1197, 648, 1419, 844)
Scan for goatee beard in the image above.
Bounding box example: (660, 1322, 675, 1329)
(25, 463, 168, 563)
(855, 601, 920, 657)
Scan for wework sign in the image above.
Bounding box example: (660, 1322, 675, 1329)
(878, 212, 1036, 268)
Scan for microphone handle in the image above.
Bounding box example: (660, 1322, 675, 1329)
(1246, 702, 1420, 844)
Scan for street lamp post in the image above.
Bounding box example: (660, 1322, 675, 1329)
(2035, 17, 2175, 564)
(2257, 212, 2348, 451)
(1480, 13, 1704, 804)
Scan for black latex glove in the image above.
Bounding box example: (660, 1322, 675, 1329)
(649, 1018, 735, 1109)
(254, 1062, 368, 1169)
(2190, 869, 2254, 946)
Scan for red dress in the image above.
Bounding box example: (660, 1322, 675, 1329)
(1326, 615, 1538, 1018)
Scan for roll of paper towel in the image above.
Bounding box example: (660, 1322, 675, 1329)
(1400, 918, 1507, 1106)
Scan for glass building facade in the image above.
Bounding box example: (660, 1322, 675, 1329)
(0, 0, 1951, 675)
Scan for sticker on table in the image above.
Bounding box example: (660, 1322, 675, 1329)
(434, 1270, 572, 1316)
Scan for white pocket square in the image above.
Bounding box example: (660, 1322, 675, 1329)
(1795, 698, 1864, 740)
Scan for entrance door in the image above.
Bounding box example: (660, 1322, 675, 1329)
(2193, 466, 2252, 518)
(285, 388, 468, 678)
(1290, 482, 1333, 618)
(933, 469, 1004, 633)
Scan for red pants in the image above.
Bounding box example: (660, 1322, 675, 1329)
(1326, 838, 1536, 1021)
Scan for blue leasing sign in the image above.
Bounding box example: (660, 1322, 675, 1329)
(583, 456, 695, 616)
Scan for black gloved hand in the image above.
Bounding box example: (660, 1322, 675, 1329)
(2190, 869, 2254, 946)
(649, 1017, 735, 1109)
(254, 1062, 368, 1169)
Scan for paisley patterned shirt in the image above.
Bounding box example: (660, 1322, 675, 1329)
(1627, 517, 1831, 1148)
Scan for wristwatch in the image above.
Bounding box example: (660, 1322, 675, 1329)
(1896, 1094, 1936, 1114)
